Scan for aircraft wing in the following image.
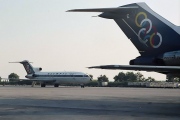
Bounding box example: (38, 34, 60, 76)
(2, 78, 56, 82)
(88, 65, 180, 72)
(20, 79, 56, 82)
(67, 6, 139, 12)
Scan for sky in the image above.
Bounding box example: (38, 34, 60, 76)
(0, 0, 180, 81)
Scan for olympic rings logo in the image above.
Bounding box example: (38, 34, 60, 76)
(25, 64, 32, 73)
(135, 12, 162, 48)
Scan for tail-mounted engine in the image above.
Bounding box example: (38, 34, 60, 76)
(162, 51, 180, 66)
(130, 57, 155, 65)
(129, 50, 180, 66)
(33, 67, 42, 72)
(129, 56, 165, 66)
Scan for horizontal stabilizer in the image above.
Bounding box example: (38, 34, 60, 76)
(67, 6, 138, 12)
(9, 60, 34, 74)
(9, 60, 32, 64)
(88, 65, 180, 72)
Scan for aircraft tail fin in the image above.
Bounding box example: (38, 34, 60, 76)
(68, 2, 180, 56)
(9, 60, 35, 74)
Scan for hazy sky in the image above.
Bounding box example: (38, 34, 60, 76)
(0, 0, 180, 81)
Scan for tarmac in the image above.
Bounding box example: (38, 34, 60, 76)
(0, 86, 180, 120)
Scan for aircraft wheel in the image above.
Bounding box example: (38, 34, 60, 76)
(41, 83, 46, 87)
(54, 84, 59, 87)
(81, 85, 85, 88)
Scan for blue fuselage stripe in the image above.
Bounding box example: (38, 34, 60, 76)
(34, 75, 89, 78)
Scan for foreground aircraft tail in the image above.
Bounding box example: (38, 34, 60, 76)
(68, 2, 180, 56)
(9, 60, 35, 74)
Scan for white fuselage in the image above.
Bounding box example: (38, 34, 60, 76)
(27, 71, 91, 84)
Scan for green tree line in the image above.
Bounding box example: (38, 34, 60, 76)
(113, 72, 155, 82)
(95, 72, 155, 83)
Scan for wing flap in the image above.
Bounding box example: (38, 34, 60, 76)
(88, 65, 180, 72)
(67, 6, 139, 12)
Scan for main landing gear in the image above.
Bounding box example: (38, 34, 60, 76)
(81, 84, 85, 88)
(40, 83, 59, 87)
(54, 84, 59, 87)
(41, 83, 46, 87)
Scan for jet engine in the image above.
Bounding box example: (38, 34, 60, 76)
(162, 51, 180, 66)
(130, 50, 180, 66)
(33, 67, 42, 72)
(129, 57, 158, 65)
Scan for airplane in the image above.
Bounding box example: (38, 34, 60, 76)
(67, 2, 180, 81)
(9, 60, 91, 88)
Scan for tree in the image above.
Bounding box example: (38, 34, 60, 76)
(114, 72, 138, 82)
(89, 74, 93, 80)
(113, 72, 126, 82)
(136, 72, 145, 82)
(173, 77, 180, 82)
(8, 73, 19, 82)
(145, 77, 155, 82)
(98, 75, 109, 82)
(125, 72, 137, 82)
(114, 72, 156, 82)
(165, 75, 179, 82)
(166, 77, 179, 82)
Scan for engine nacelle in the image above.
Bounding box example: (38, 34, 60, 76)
(163, 50, 180, 66)
(130, 50, 180, 66)
(129, 57, 156, 65)
(129, 57, 164, 66)
(33, 67, 42, 72)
